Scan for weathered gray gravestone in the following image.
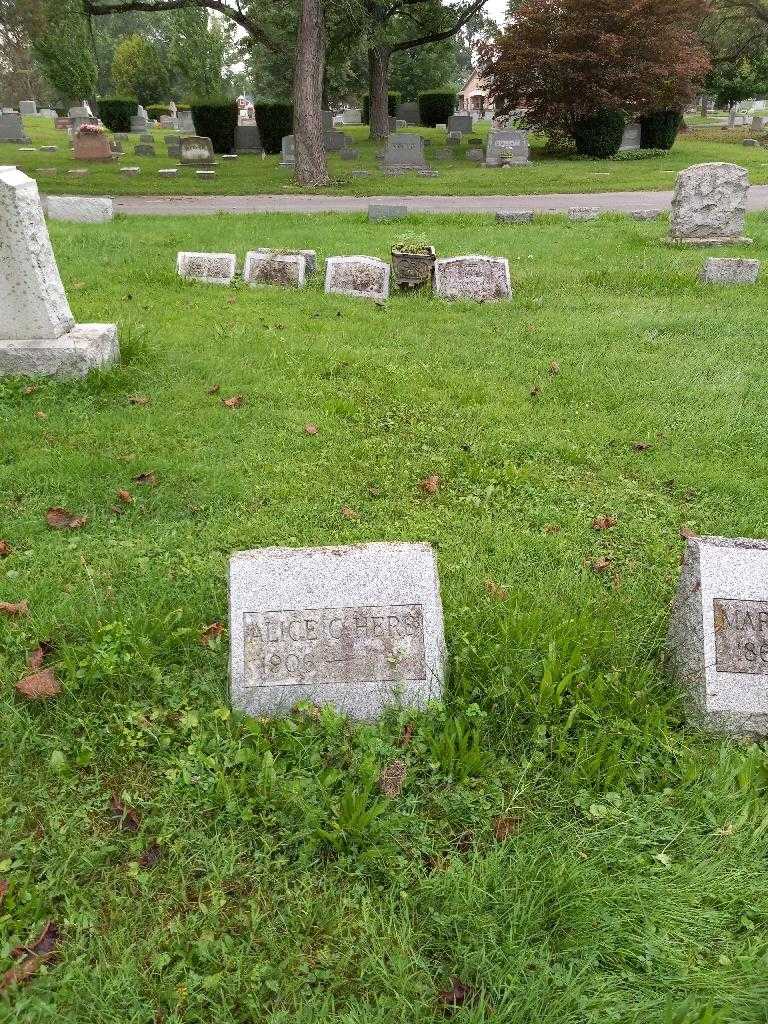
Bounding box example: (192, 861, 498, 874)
(700, 257, 760, 284)
(243, 251, 306, 288)
(236, 124, 262, 154)
(447, 114, 472, 134)
(253, 247, 316, 274)
(229, 542, 446, 720)
(45, 196, 114, 223)
(396, 102, 421, 125)
(368, 203, 407, 222)
(325, 256, 390, 300)
(668, 535, 768, 735)
(486, 129, 529, 166)
(177, 251, 236, 284)
(668, 162, 752, 244)
(568, 207, 600, 221)
(0, 113, 28, 143)
(382, 133, 429, 170)
(433, 256, 512, 301)
(0, 167, 118, 377)
(135, 144, 156, 157)
(619, 122, 641, 151)
(497, 210, 534, 224)
(280, 135, 295, 168)
(324, 130, 348, 152)
(18, 100, 37, 116)
(179, 136, 216, 165)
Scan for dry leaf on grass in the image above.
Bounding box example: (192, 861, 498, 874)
(530, 384, 541, 398)
(15, 667, 61, 700)
(108, 793, 140, 833)
(419, 474, 440, 495)
(132, 471, 158, 487)
(493, 815, 522, 841)
(340, 505, 358, 520)
(222, 395, 244, 409)
(680, 526, 698, 540)
(206, 384, 221, 395)
(0, 600, 28, 617)
(398, 722, 414, 748)
(116, 489, 133, 505)
(437, 978, 472, 1009)
(128, 395, 150, 406)
(303, 422, 319, 435)
(0, 879, 7, 907)
(631, 441, 652, 452)
(138, 843, 162, 870)
(548, 360, 560, 375)
(200, 622, 224, 647)
(543, 524, 561, 535)
(1, 922, 60, 992)
(0, 540, 11, 557)
(34, 411, 47, 420)
(590, 556, 613, 574)
(22, 385, 37, 396)
(27, 641, 54, 670)
(591, 515, 617, 531)
(378, 759, 407, 798)
(45, 507, 87, 530)
(484, 580, 508, 601)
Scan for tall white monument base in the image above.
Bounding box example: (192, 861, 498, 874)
(0, 165, 119, 377)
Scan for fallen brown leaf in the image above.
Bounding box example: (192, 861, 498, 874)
(34, 410, 47, 420)
(45, 507, 87, 530)
(437, 978, 472, 1009)
(631, 441, 652, 452)
(1, 922, 60, 993)
(222, 395, 244, 408)
(378, 759, 407, 798)
(108, 793, 140, 833)
(15, 667, 61, 700)
(303, 422, 319, 435)
(0, 540, 11, 557)
(116, 489, 133, 505)
(27, 641, 54, 670)
(591, 515, 617, 531)
(22, 385, 37, 396)
(206, 384, 220, 395)
(368, 485, 382, 498)
(138, 843, 162, 870)
(590, 556, 613, 573)
(132, 471, 158, 487)
(0, 600, 28, 616)
(548, 360, 560, 375)
(543, 524, 561, 535)
(11, 921, 60, 960)
(419, 474, 440, 495)
(484, 579, 508, 601)
(200, 621, 224, 647)
(128, 394, 151, 406)
(680, 526, 698, 540)
(340, 505, 358, 520)
(493, 815, 522, 841)
(0, 879, 6, 907)
(398, 722, 414, 748)
(530, 384, 541, 398)
(455, 831, 473, 853)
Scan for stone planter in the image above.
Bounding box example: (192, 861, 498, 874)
(390, 246, 436, 290)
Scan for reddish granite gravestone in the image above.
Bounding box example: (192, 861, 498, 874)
(73, 131, 114, 162)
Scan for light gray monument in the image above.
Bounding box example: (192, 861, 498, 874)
(44, 196, 114, 223)
(433, 256, 512, 302)
(568, 207, 601, 221)
(324, 130, 348, 152)
(0, 112, 28, 143)
(18, 100, 37, 116)
(325, 256, 390, 300)
(252, 247, 316, 274)
(396, 102, 420, 125)
(485, 129, 529, 166)
(668, 535, 768, 735)
(177, 251, 236, 285)
(368, 203, 408, 222)
(382, 133, 429, 171)
(668, 162, 752, 245)
(447, 114, 472, 134)
(280, 135, 295, 168)
(0, 166, 118, 377)
(496, 210, 535, 224)
(229, 542, 446, 720)
(619, 122, 642, 151)
(179, 136, 215, 165)
(341, 108, 361, 125)
(700, 257, 760, 284)
(243, 251, 306, 288)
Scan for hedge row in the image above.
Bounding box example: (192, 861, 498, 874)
(190, 100, 238, 153)
(639, 109, 682, 150)
(253, 101, 293, 154)
(571, 107, 681, 157)
(97, 97, 137, 133)
(418, 89, 456, 128)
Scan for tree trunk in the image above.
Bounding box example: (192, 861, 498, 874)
(368, 45, 391, 141)
(294, 0, 329, 187)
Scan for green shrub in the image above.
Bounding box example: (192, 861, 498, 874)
(418, 89, 457, 127)
(253, 101, 293, 154)
(190, 99, 238, 153)
(611, 147, 668, 161)
(147, 104, 171, 120)
(639, 109, 682, 151)
(97, 97, 137, 133)
(572, 108, 626, 157)
(362, 92, 401, 124)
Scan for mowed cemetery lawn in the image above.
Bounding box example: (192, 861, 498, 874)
(4, 210, 768, 1024)
(7, 114, 768, 197)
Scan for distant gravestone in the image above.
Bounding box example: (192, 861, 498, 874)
(486, 129, 529, 166)
(253, 247, 316, 275)
(447, 114, 472, 134)
(243, 251, 306, 288)
(496, 210, 534, 223)
(382, 133, 428, 170)
(130, 114, 149, 134)
(0, 112, 28, 143)
(667, 535, 768, 735)
(177, 251, 236, 285)
(179, 136, 215, 165)
(668, 162, 751, 245)
(368, 203, 407, 222)
(631, 209, 661, 221)
(45, 196, 114, 224)
(120, 166, 141, 176)
(228, 542, 446, 720)
(177, 109, 195, 131)
(324, 130, 348, 152)
(73, 131, 114, 162)
(18, 100, 37, 116)
(0, 167, 118, 377)
(325, 256, 390, 300)
(340, 147, 359, 160)
(396, 102, 421, 125)
(280, 135, 295, 168)
(236, 124, 262, 154)
(433, 256, 512, 302)
(135, 144, 156, 157)
(700, 257, 760, 284)
(568, 207, 600, 221)
(619, 122, 642, 151)
(158, 168, 178, 178)
(341, 108, 361, 125)
(139, 133, 153, 144)
(467, 147, 484, 162)
(39, 108, 57, 119)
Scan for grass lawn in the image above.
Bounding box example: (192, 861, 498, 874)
(7, 115, 768, 198)
(3, 210, 768, 1023)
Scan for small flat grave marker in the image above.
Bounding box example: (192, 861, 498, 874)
(229, 542, 446, 720)
(496, 210, 534, 224)
(668, 536, 768, 735)
(45, 196, 114, 223)
(243, 251, 306, 288)
(177, 251, 236, 285)
(700, 257, 760, 284)
(368, 203, 407, 222)
(433, 256, 511, 302)
(568, 207, 600, 221)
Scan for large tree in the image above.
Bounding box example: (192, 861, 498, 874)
(82, 0, 329, 185)
(0, 0, 49, 104)
(479, 0, 710, 142)
(111, 33, 170, 102)
(32, 0, 98, 105)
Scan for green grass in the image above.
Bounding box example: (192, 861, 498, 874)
(7, 115, 768, 197)
(3, 211, 768, 1023)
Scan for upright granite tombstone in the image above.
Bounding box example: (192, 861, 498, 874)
(447, 114, 472, 134)
(619, 122, 641, 151)
(229, 542, 446, 720)
(236, 124, 262, 154)
(322, 110, 334, 132)
(0, 112, 28, 143)
(341, 108, 361, 125)
(18, 100, 37, 116)
(668, 162, 751, 245)
(668, 535, 768, 735)
(324, 130, 348, 152)
(280, 135, 295, 168)
(179, 136, 216, 166)
(382, 133, 429, 171)
(325, 256, 390, 300)
(0, 167, 118, 377)
(485, 129, 529, 166)
(433, 256, 512, 301)
(396, 101, 421, 125)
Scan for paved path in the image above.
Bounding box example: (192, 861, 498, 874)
(113, 187, 768, 216)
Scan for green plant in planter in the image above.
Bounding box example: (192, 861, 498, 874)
(392, 232, 433, 254)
